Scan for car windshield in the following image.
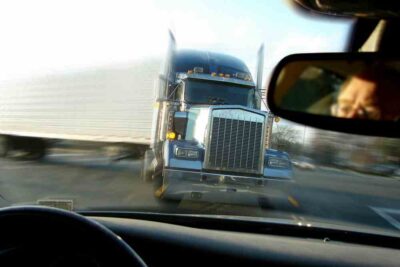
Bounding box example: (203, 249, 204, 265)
(184, 80, 255, 106)
(0, 0, 399, 238)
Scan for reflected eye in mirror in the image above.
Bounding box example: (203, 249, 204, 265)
(330, 103, 381, 120)
(267, 53, 400, 137)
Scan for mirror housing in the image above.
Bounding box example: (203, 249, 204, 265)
(173, 111, 188, 137)
(267, 52, 400, 138)
(294, 0, 400, 19)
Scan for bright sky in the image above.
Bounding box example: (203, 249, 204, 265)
(0, 0, 353, 144)
(0, 0, 352, 83)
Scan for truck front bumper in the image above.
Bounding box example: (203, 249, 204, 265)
(161, 168, 292, 205)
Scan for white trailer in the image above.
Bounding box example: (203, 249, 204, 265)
(0, 58, 163, 158)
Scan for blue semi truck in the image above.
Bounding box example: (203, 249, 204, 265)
(0, 32, 293, 207)
(142, 35, 293, 206)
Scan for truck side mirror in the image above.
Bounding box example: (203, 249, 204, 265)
(173, 112, 188, 137)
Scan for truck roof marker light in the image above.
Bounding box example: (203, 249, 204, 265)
(187, 70, 194, 74)
(166, 131, 176, 140)
(219, 73, 224, 77)
(193, 67, 204, 73)
(211, 72, 217, 77)
(236, 72, 246, 80)
(225, 74, 230, 78)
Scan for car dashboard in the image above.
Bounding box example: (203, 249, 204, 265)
(90, 215, 400, 267)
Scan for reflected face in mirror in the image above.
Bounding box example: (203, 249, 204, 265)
(273, 59, 400, 122)
(332, 69, 400, 121)
(332, 74, 381, 119)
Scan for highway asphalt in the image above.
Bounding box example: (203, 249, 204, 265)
(0, 147, 399, 235)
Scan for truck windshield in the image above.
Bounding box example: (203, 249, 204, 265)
(184, 80, 256, 107)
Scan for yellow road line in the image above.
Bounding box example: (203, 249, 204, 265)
(288, 196, 300, 208)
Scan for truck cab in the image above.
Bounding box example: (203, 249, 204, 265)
(171, 50, 261, 108)
(143, 49, 293, 205)
(175, 73, 260, 107)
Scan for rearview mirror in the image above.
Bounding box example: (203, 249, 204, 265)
(267, 53, 400, 137)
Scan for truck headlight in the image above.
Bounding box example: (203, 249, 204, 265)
(174, 147, 200, 159)
(267, 157, 289, 168)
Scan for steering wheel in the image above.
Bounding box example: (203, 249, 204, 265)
(0, 206, 147, 267)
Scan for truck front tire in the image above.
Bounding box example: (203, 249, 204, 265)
(141, 149, 155, 183)
(153, 173, 182, 208)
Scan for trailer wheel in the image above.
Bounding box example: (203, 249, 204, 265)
(0, 136, 9, 158)
(153, 173, 164, 197)
(24, 139, 47, 160)
(258, 197, 274, 210)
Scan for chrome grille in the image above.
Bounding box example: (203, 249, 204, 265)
(205, 109, 265, 174)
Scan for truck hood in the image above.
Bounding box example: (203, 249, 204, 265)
(185, 106, 211, 146)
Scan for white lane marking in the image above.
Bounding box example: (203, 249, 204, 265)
(0, 163, 45, 170)
(290, 215, 313, 227)
(291, 215, 303, 225)
(370, 206, 400, 230)
(0, 166, 30, 170)
(48, 153, 90, 157)
(48, 155, 111, 162)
